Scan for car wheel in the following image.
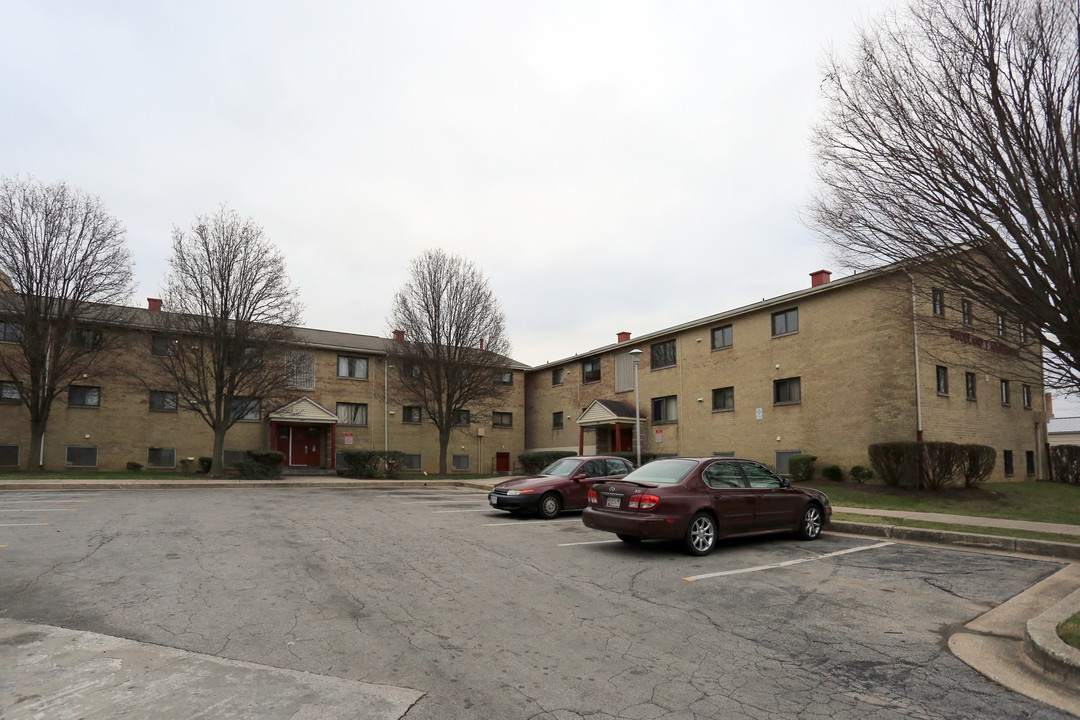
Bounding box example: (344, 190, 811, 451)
(798, 504, 823, 540)
(616, 534, 641, 544)
(684, 512, 717, 556)
(538, 492, 562, 519)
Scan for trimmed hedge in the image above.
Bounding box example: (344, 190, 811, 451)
(788, 454, 817, 483)
(1050, 445, 1080, 485)
(518, 451, 576, 474)
(338, 450, 407, 479)
(821, 465, 844, 482)
(234, 450, 285, 479)
(868, 441, 995, 490)
(849, 465, 873, 484)
(963, 445, 996, 487)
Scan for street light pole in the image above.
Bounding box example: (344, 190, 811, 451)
(384, 359, 390, 451)
(629, 348, 643, 467)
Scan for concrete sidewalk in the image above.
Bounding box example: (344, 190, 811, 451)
(1, 473, 1078, 714)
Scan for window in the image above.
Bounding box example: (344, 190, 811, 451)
(454, 409, 470, 426)
(336, 402, 368, 425)
(606, 459, 633, 475)
(553, 411, 563, 429)
(932, 288, 945, 316)
(76, 328, 103, 350)
(337, 356, 369, 379)
(775, 450, 802, 476)
(492, 411, 513, 428)
(147, 448, 175, 468)
(1026, 450, 1036, 476)
(961, 300, 973, 326)
(712, 387, 734, 412)
(582, 359, 601, 384)
(0, 381, 20, 404)
(403, 454, 422, 471)
(149, 390, 178, 412)
(936, 366, 949, 395)
(702, 461, 744, 488)
(1004, 449, 1014, 477)
(741, 462, 784, 489)
(0, 444, 18, 466)
(773, 377, 801, 405)
(452, 454, 470, 471)
(68, 385, 100, 407)
(227, 345, 262, 370)
(494, 370, 513, 385)
(771, 308, 798, 336)
(711, 325, 733, 350)
(1001, 379, 1011, 406)
(651, 339, 677, 369)
(965, 372, 977, 401)
(230, 397, 261, 421)
(997, 314, 1007, 337)
(286, 352, 315, 390)
(0, 320, 22, 342)
(403, 405, 422, 424)
(1019, 323, 1028, 343)
(651, 395, 678, 423)
(66, 446, 97, 467)
(151, 335, 179, 357)
(552, 368, 564, 386)
(1022, 384, 1032, 409)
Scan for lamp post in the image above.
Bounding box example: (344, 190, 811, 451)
(629, 348, 643, 467)
(384, 360, 392, 451)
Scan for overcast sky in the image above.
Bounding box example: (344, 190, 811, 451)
(4, 1, 1075, 413)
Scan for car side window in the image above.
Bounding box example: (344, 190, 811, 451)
(740, 462, 783, 489)
(581, 460, 606, 477)
(702, 461, 744, 488)
(607, 459, 631, 476)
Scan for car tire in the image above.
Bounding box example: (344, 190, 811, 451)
(684, 512, 717, 556)
(616, 534, 641, 544)
(798, 504, 823, 540)
(538, 492, 562, 519)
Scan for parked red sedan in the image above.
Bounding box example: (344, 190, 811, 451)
(488, 456, 635, 519)
(582, 457, 831, 555)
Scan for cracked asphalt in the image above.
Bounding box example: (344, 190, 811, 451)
(0, 487, 1072, 720)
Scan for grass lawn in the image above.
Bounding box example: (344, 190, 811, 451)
(1059, 613, 1080, 650)
(803, 479, 1080, 526)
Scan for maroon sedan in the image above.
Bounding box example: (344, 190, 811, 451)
(582, 457, 831, 555)
(488, 456, 635, 519)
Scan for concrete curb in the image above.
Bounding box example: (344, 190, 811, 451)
(1024, 587, 1080, 688)
(829, 519, 1080, 560)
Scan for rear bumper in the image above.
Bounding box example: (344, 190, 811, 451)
(582, 506, 684, 540)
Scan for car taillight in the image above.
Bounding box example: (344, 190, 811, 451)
(587, 489, 597, 504)
(628, 494, 660, 510)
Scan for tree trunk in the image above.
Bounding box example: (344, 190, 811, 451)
(210, 427, 227, 477)
(438, 428, 450, 475)
(28, 416, 46, 472)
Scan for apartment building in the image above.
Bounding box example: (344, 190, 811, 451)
(524, 267, 1048, 482)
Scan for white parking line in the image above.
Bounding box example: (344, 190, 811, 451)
(684, 542, 894, 581)
(485, 519, 581, 527)
(557, 539, 622, 546)
(0, 499, 90, 503)
(0, 508, 77, 513)
(432, 509, 497, 514)
(0, 523, 50, 527)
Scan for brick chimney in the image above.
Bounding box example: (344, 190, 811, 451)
(392, 329, 405, 341)
(1045, 393, 1054, 418)
(810, 270, 832, 287)
(617, 331, 631, 343)
(147, 298, 162, 312)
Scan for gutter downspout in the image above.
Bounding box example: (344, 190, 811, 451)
(907, 273, 924, 442)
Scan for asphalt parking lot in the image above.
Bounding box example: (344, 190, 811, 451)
(0, 487, 1073, 720)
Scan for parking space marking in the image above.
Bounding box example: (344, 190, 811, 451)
(0, 508, 77, 513)
(432, 508, 497, 514)
(0, 499, 90, 504)
(485, 519, 581, 527)
(557, 539, 622, 546)
(683, 542, 894, 581)
(0, 523, 51, 527)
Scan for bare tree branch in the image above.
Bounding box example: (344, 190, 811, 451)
(388, 249, 513, 474)
(808, 0, 1079, 393)
(0, 175, 134, 469)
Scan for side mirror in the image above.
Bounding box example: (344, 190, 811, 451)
(572, 473, 588, 481)
(780, 477, 791, 488)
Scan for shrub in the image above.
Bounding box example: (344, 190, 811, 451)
(962, 445, 996, 487)
(518, 451, 577, 474)
(868, 442, 921, 488)
(849, 465, 873, 484)
(338, 450, 406, 478)
(788, 454, 817, 483)
(382, 450, 406, 479)
(920, 441, 966, 490)
(126, 461, 143, 472)
(198, 457, 212, 473)
(821, 465, 844, 482)
(235, 450, 285, 479)
(1050, 445, 1080, 485)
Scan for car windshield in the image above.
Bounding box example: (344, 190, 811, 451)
(541, 458, 582, 476)
(623, 458, 697, 485)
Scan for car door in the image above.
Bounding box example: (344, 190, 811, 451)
(566, 459, 607, 509)
(700, 460, 756, 535)
(739, 461, 805, 530)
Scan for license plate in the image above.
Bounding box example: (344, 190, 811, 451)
(489, 494, 498, 506)
(606, 496, 621, 509)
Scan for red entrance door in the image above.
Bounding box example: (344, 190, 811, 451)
(290, 426, 322, 467)
(495, 452, 510, 473)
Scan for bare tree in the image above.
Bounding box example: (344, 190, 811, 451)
(0, 176, 134, 470)
(389, 249, 513, 474)
(153, 207, 302, 475)
(808, 0, 1079, 393)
